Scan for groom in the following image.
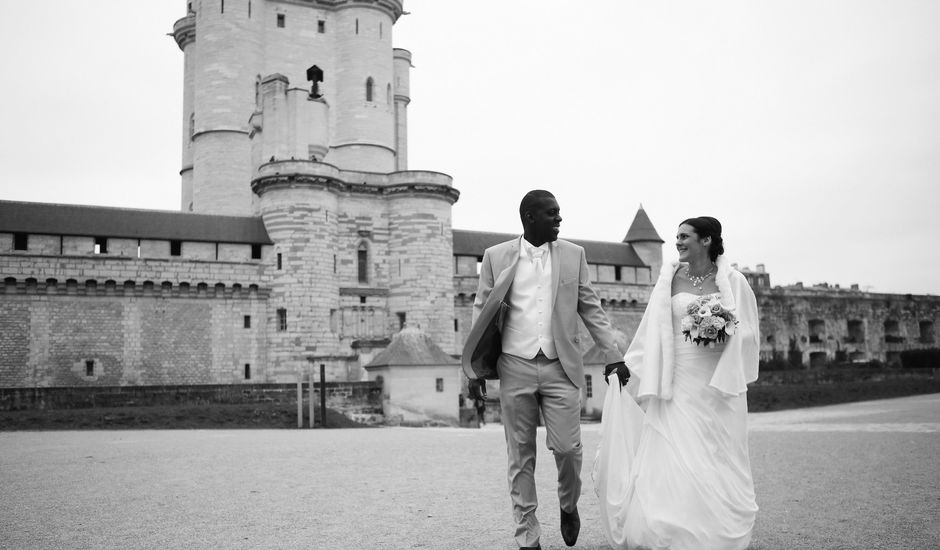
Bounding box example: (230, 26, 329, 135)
(462, 189, 628, 549)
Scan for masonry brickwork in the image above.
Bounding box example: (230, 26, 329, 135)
(755, 283, 940, 367)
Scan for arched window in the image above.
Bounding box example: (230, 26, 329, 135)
(357, 242, 369, 283)
(386, 83, 391, 104)
(365, 77, 374, 102)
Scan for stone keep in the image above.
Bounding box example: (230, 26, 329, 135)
(173, 0, 458, 380)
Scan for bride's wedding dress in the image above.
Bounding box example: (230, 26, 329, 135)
(594, 292, 758, 550)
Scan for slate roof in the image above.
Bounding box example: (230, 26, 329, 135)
(623, 207, 664, 243)
(366, 326, 459, 367)
(0, 200, 272, 244)
(452, 229, 647, 267)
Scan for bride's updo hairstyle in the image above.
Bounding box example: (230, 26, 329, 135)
(680, 216, 724, 262)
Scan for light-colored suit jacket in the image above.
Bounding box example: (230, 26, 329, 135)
(461, 237, 623, 388)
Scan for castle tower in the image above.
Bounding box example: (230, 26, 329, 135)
(172, 0, 411, 215)
(170, 0, 460, 380)
(173, 0, 260, 215)
(386, 173, 457, 351)
(172, 11, 195, 212)
(328, 5, 398, 172)
(392, 48, 412, 171)
(623, 205, 664, 281)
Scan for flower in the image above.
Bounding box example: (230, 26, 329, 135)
(680, 294, 738, 347)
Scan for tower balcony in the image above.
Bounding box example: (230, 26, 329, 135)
(172, 15, 195, 50)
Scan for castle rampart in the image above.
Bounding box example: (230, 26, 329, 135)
(756, 284, 940, 367)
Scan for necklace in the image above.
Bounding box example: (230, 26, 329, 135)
(686, 265, 715, 290)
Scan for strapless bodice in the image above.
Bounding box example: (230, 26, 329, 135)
(671, 292, 725, 356)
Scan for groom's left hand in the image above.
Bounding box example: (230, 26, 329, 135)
(603, 362, 630, 387)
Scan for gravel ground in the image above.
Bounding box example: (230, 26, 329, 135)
(1, 394, 937, 550)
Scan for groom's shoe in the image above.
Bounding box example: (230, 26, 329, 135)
(519, 546, 541, 550)
(560, 507, 580, 546)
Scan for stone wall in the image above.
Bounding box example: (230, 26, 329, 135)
(0, 244, 271, 387)
(756, 286, 940, 367)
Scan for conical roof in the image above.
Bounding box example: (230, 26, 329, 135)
(366, 325, 459, 367)
(622, 205, 663, 243)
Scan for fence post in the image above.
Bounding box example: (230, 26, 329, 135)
(296, 372, 303, 429)
(308, 367, 315, 429)
(320, 364, 327, 429)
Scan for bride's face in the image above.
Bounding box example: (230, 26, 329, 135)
(676, 224, 710, 262)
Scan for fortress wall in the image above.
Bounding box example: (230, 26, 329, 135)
(0, 281, 268, 388)
(0, 244, 271, 387)
(756, 289, 940, 366)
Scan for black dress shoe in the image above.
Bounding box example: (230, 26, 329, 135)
(560, 507, 580, 546)
(519, 546, 541, 550)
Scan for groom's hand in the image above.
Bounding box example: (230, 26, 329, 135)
(468, 378, 487, 400)
(603, 362, 630, 387)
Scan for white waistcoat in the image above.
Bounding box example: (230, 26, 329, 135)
(502, 240, 557, 359)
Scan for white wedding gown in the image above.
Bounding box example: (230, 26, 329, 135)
(594, 292, 758, 550)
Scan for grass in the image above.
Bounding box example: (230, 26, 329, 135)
(2, 378, 939, 430)
(0, 401, 367, 431)
(746, 377, 940, 412)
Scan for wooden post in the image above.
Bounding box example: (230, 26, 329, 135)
(308, 367, 315, 428)
(296, 372, 303, 428)
(320, 364, 327, 429)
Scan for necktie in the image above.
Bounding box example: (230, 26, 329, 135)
(530, 247, 545, 275)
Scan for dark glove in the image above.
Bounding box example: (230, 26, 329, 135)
(468, 378, 487, 400)
(603, 361, 630, 387)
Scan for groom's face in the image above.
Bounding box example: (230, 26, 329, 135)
(524, 196, 562, 245)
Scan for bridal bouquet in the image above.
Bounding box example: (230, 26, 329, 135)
(680, 294, 737, 347)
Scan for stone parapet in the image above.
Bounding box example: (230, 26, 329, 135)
(0, 254, 269, 291)
(252, 162, 458, 203)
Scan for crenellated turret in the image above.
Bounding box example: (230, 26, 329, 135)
(180, 0, 262, 215)
(327, 6, 398, 172)
(172, 12, 196, 211)
(393, 48, 412, 170)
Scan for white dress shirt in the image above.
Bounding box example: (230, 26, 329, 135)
(502, 237, 557, 359)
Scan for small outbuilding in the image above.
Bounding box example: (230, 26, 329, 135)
(364, 325, 461, 426)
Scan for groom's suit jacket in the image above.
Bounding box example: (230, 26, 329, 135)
(461, 237, 623, 388)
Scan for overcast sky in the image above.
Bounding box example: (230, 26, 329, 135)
(0, 1, 937, 295)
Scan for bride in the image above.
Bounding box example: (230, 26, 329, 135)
(594, 216, 760, 550)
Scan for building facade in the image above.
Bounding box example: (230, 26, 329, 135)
(752, 277, 940, 368)
(0, 1, 661, 393)
(1, 2, 937, 404)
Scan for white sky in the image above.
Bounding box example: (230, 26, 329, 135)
(1, 1, 937, 295)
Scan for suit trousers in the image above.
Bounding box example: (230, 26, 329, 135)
(498, 351, 583, 548)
